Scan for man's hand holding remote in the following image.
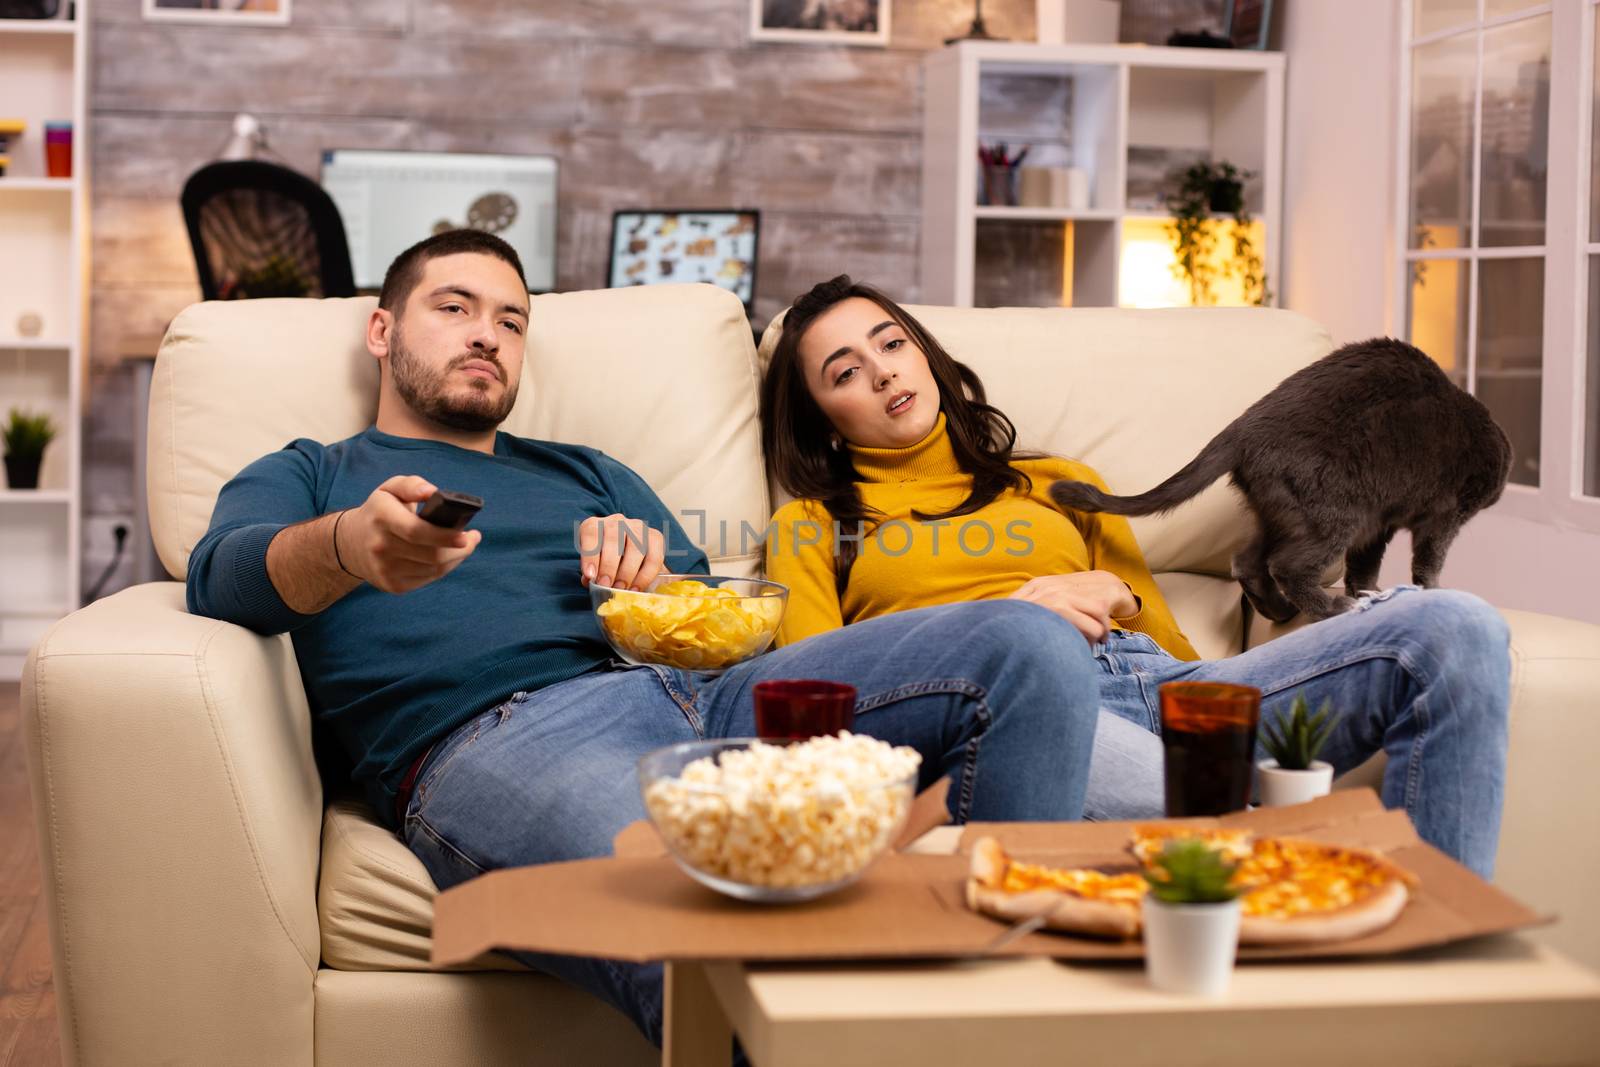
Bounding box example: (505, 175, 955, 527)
(337, 476, 481, 594)
(265, 475, 482, 613)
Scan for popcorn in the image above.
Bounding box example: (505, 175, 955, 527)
(644, 733, 921, 889)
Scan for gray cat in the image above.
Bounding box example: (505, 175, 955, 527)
(1049, 338, 1512, 622)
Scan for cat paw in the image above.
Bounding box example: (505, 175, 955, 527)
(1316, 595, 1357, 618)
(1250, 600, 1301, 624)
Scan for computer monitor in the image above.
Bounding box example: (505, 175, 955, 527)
(607, 210, 759, 313)
(319, 149, 558, 293)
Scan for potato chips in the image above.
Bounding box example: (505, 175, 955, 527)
(594, 578, 786, 671)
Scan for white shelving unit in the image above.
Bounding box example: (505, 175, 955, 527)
(922, 41, 1284, 309)
(1, 9, 87, 681)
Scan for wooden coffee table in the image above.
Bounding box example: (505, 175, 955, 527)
(660, 829, 1600, 1067)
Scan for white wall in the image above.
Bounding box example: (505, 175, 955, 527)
(1277, 0, 1600, 626)
(1278, 0, 1401, 346)
(1390, 514, 1600, 624)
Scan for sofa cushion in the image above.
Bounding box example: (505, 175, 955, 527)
(1152, 572, 1247, 660)
(319, 799, 519, 972)
(313, 970, 655, 1066)
(149, 284, 768, 582)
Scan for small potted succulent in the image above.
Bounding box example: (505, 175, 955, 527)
(3, 407, 56, 490)
(1257, 692, 1337, 807)
(1141, 839, 1243, 997)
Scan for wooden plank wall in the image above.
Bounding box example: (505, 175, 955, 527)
(80, 0, 1213, 590)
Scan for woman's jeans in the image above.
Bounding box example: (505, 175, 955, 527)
(402, 587, 1509, 1046)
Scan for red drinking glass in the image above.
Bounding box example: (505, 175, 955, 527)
(753, 680, 857, 740)
(1159, 681, 1262, 817)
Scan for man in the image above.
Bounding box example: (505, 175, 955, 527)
(186, 229, 1106, 1045)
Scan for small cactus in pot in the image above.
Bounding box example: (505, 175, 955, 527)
(1258, 692, 1338, 806)
(1140, 839, 1244, 996)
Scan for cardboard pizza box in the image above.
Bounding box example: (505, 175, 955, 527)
(430, 787, 1550, 968)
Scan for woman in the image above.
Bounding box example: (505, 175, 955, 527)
(760, 275, 1511, 879)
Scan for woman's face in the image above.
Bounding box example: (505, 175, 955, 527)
(797, 297, 942, 449)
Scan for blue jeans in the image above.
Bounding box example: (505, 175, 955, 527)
(403, 599, 1101, 1045)
(403, 587, 1509, 1045)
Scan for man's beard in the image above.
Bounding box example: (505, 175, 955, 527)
(389, 325, 519, 433)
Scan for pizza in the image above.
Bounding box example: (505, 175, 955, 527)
(1129, 825, 1254, 866)
(965, 828, 1418, 945)
(965, 837, 1146, 939)
(1224, 834, 1418, 944)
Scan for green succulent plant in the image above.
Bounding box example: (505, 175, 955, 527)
(1261, 692, 1337, 771)
(3, 408, 56, 459)
(1142, 839, 1242, 905)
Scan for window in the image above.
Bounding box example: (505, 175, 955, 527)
(1586, 2, 1600, 497)
(1405, 2, 1550, 488)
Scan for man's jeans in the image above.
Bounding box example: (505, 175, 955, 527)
(404, 599, 1101, 1044)
(402, 587, 1509, 1045)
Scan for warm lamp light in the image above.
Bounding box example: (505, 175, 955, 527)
(1119, 231, 1190, 308)
(1118, 217, 1267, 309)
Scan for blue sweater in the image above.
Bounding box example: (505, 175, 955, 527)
(186, 427, 708, 823)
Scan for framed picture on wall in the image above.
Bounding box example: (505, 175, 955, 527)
(750, 0, 890, 46)
(1223, 0, 1272, 50)
(142, 0, 290, 26)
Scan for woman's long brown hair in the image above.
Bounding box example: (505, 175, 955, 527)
(760, 275, 1034, 595)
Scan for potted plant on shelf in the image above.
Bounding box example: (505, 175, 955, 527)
(3, 408, 56, 491)
(1258, 691, 1337, 807)
(1141, 838, 1243, 997)
(1163, 160, 1270, 307)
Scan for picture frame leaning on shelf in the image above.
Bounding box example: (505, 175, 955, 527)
(1224, 0, 1273, 50)
(142, 0, 289, 27)
(750, 0, 889, 47)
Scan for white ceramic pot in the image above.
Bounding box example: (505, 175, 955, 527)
(1257, 759, 1334, 807)
(1142, 896, 1241, 997)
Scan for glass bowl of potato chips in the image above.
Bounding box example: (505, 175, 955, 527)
(590, 575, 788, 674)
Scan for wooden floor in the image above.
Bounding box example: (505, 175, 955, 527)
(0, 684, 60, 1066)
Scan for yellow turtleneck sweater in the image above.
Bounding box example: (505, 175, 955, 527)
(765, 413, 1198, 659)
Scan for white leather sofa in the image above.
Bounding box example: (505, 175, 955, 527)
(22, 285, 1600, 1065)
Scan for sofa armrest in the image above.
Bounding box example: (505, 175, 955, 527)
(22, 581, 321, 1066)
(1495, 609, 1600, 971)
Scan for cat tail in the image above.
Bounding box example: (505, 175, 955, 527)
(1049, 428, 1239, 516)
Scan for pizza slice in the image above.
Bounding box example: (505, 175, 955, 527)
(965, 837, 1144, 939)
(1129, 825, 1254, 866)
(1229, 835, 1418, 945)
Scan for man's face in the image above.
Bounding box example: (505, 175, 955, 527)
(384, 253, 530, 433)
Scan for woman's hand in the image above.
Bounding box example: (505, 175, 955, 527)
(578, 513, 666, 591)
(1008, 571, 1138, 643)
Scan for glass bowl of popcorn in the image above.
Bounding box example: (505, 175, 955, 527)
(638, 734, 922, 903)
(591, 575, 787, 674)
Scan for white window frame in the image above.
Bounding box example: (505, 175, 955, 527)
(1395, 0, 1600, 532)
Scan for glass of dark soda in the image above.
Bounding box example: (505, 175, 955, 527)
(753, 680, 857, 740)
(1159, 681, 1262, 817)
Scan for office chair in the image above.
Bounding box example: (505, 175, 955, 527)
(181, 159, 356, 301)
